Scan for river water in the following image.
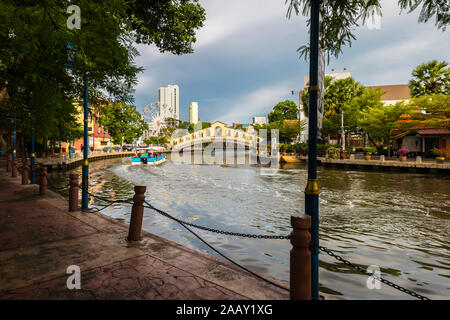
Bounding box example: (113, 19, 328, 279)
(47, 153, 450, 299)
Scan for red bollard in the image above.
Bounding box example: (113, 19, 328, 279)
(21, 161, 29, 185)
(69, 174, 79, 212)
(39, 166, 47, 195)
(11, 158, 18, 177)
(290, 214, 312, 300)
(127, 186, 147, 241)
(7, 153, 12, 172)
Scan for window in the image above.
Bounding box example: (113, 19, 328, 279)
(88, 127, 93, 132)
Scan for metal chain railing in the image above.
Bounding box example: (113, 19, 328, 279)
(143, 200, 291, 240)
(318, 246, 430, 300)
(48, 181, 431, 300)
(142, 200, 290, 292)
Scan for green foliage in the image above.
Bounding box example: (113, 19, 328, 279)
(0, 1, 205, 145)
(254, 120, 306, 144)
(144, 136, 169, 146)
(268, 100, 298, 123)
(127, 0, 206, 55)
(363, 146, 377, 155)
(97, 102, 148, 144)
(280, 143, 297, 153)
(431, 147, 444, 157)
(409, 60, 450, 97)
(286, 0, 449, 59)
(398, 94, 450, 131)
(358, 101, 413, 146)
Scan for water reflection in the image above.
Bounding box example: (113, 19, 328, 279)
(47, 154, 450, 299)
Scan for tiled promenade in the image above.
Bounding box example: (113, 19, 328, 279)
(0, 161, 288, 300)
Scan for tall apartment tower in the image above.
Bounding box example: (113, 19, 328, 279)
(158, 84, 179, 120)
(189, 102, 198, 124)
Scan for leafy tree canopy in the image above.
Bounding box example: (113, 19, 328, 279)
(286, 0, 449, 59)
(358, 101, 413, 146)
(398, 93, 450, 131)
(0, 0, 205, 144)
(97, 102, 148, 145)
(268, 100, 298, 123)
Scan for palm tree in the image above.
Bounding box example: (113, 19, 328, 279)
(409, 60, 450, 97)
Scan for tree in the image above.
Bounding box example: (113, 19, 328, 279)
(302, 77, 365, 139)
(285, 0, 449, 59)
(358, 101, 412, 147)
(97, 102, 148, 145)
(268, 100, 298, 123)
(254, 120, 306, 144)
(409, 60, 450, 97)
(398, 94, 450, 130)
(144, 136, 169, 146)
(0, 1, 205, 146)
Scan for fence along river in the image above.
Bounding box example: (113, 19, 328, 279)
(47, 152, 450, 299)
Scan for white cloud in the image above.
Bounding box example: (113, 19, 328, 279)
(195, 0, 300, 49)
(214, 79, 299, 124)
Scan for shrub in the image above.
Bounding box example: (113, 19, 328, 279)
(363, 147, 377, 155)
(397, 148, 409, 156)
(431, 147, 445, 157)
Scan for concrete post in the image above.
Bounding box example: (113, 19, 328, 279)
(290, 214, 312, 300)
(69, 174, 79, 212)
(21, 161, 29, 185)
(349, 154, 355, 160)
(416, 156, 422, 163)
(380, 155, 385, 162)
(127, 186, 146, 241)
(39, 166, 47, 195)
(11, 158, 18, 177)
(7, 153, 12, 172)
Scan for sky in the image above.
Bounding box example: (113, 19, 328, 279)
(132, 0, 449, 125)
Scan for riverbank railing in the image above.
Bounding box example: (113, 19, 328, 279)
(6, 157, 431, 300)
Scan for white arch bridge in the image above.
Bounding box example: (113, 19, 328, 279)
(170, 121, 264, 151)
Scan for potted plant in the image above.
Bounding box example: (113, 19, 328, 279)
(397, 148, 409, 162)
(431, 148, 445, 163)
(363, 147, 376, 160)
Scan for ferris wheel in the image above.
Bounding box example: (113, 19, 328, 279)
(143, 102, 167, 136)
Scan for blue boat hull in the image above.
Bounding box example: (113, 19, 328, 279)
(131, 153, 166, 165)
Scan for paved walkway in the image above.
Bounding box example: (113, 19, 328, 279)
(0, 160, 288, 300)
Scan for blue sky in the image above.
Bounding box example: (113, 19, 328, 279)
(132, 0, 449, 125)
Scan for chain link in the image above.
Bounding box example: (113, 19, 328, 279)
(318, 246, 430, 300)
(61, 185, 431, 299)
(143, 201, 290, 240)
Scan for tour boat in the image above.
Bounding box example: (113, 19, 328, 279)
(131, 148, 167, 165)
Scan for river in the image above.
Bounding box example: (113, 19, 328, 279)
(47, 153, 450, 299)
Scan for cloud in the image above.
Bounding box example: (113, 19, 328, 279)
(213, 79, 299, 124)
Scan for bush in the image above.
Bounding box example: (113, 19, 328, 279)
(363, 146, 377, 155)
(431, 147, 444, 157)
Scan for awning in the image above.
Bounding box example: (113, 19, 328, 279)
(417, 129, 450, 135)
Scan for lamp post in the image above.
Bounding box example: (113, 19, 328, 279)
(23, 105, 35, 184)
(31, 117, 36, 183)
(305, 0, 321, 300)
(66, 42, 89, 210)
(82, 74, 89, 210)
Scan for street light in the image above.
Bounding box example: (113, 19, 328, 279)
(305, 0, 321, 300)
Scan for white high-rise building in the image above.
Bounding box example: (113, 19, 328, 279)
(158, 84, 179, 120)
(189, 102, 198, 124)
